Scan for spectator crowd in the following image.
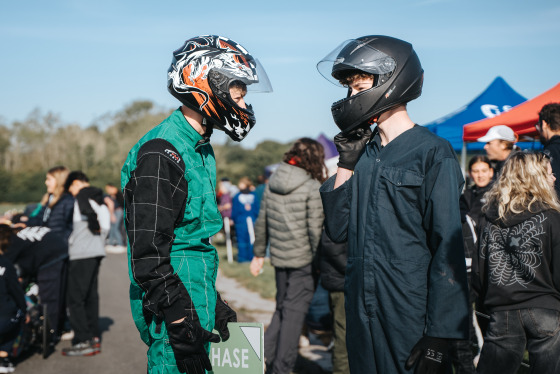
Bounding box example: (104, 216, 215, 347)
(1, 106, 560, 374)
(0, 167, 126, 372)
(1, 30, 560, 374)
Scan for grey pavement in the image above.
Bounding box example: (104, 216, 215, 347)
(13, 252, 332, 374)
(215, 269, 276, 327)
(216, 269, 332, 374)
(14, 251, 148, 374)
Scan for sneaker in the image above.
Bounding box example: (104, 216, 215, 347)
(0, 357, 15, 373)
(91, 337, 101, 355)
(60, 330, 75, 341)
(61, 341, 96, 357)
(105, 245, 126, 254)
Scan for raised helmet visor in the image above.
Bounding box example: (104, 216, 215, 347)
(317, 39, 396, 86)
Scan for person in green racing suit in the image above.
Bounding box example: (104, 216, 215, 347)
(121, 35, 272, 374)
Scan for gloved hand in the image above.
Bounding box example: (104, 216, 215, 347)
(334, 126, 373, 170)
(214, 292, 237, 341)
(167, 316, 220, 374)
(405, 336, 449, 374)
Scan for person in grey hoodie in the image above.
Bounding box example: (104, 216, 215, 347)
(474, 151, 560, 374)
(250, 138, 326, 374)
(62, 171, 110, 357)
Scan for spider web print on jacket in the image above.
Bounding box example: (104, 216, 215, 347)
(481, 213, 546, 288)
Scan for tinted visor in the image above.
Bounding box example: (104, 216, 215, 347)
(317, 39, 396, 87)
(213, 57, 273, 93)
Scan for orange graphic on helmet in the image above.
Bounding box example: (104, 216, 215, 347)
(167, 35, 271, 141)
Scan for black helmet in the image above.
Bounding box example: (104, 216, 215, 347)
(167, 35, 272, 141)
(317, 35, 423, 133)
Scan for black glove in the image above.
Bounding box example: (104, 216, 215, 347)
(214, 292, 237, 342)
(167, 317, 220, 374)
(334, 126, 373, 170)
(405, 336, 449, 374)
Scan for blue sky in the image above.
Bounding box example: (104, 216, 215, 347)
(2, 0, 560, 147)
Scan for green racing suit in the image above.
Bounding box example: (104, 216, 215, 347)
(121, 108, 223, 373)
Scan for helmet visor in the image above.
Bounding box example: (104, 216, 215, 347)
(213, 57, 273, 93)
(317, 39, 396, 87)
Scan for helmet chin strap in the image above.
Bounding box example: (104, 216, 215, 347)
(196, 118, 214, 146)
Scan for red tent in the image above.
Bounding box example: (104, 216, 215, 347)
(463, 83, 560, 142)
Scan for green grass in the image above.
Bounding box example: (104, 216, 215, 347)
(0, 203, 27, 216)
(214, 242, 276, 300)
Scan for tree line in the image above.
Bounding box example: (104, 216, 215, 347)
(0, 100, 291, 203)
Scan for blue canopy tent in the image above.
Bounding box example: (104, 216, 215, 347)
(317, 133, 339, 159)
(423, 76, 527, 152)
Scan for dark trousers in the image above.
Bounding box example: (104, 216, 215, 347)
(37, 258, 68, 337)
(264, 265, 314, 374)
(330, 291, 350, 374)
(477, 308, 560, 374)
(66, 257, 102, 344)
(449, 338, 476, 374)
(449, 304, 475, 373)
(0, 311, 24, 354)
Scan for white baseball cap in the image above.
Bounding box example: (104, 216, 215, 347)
(477, 125, 517, 143)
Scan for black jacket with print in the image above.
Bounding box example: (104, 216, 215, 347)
(459, 183, 492, 228)
(475, 203, 560, 313)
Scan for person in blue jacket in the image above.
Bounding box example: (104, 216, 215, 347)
(231, 177, 258, 262)
(317, 35, 470, 374)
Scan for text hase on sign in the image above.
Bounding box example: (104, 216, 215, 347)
(211, 347, 250, 369)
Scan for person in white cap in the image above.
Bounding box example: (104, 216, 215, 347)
(477, 125, 518, 176)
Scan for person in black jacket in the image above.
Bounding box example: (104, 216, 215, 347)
(474, 151, 560, 373)
(0, 224, 28, 373)
(460, 156, 494, 230)
(26, 165, 74, 243)
(318, 231, 349, 374)
(3, 222, 68, 343)
(536, 103, 560, 197)
(450, 156, 494, 373)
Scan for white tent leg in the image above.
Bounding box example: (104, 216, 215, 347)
(461, 142, 467, 179)
(224, 217, 233, 264)
(247, 217, 255, 245)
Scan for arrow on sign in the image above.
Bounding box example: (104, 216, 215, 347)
(240, 326, 261, 360)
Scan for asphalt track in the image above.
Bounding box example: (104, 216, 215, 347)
(14, 252, 148, 373)
(12, 252, 328, 374)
